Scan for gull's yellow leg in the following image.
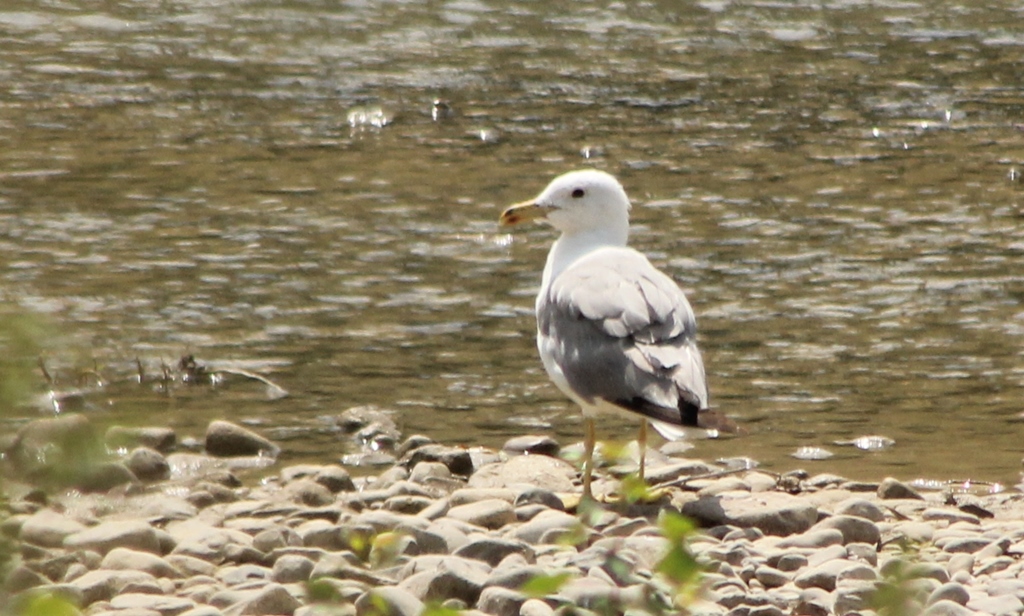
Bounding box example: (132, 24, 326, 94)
(583, 417, 596, 500)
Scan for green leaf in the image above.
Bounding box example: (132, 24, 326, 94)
(421, 602, 464, 616)
(655, 512, 704, 603)
(305, 579, 342, 603)
(15, 593, 82, 616)
(519, 572, 573, 598)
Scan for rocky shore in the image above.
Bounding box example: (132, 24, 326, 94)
(3, 412, 1024, 616)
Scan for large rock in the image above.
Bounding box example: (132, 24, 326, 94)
(127, 446, 172, 481)
(446, 499, 516, 530)
(398, 556, 489, 604)
(508, 509, 582, 545)
(230, 583, 301, 615)
(355, 586, 424, 616)
(68, 569, 159, 605)
(20, 509, 88, 548)
(109, 593, 196, 616)
(453, 537, 534, 567)
(64, 519, 161, 555)
(811, 515, 880, 546)
(681, 492, 819, 536)
(100, 547, 182, 578)
(205, 420, 280, 457)
(877, 477, 923, 500)
(468, 455, 577, 492)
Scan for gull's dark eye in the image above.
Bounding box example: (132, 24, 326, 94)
(571, 188, 585, 198)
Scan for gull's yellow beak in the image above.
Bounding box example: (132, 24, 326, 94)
(499, 200, 548, 226)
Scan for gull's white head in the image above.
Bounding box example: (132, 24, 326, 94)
(500, 169, 630, 238)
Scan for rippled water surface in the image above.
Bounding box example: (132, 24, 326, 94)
(2, 0, 1022, 486)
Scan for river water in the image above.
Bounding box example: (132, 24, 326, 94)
(2, 0, 1022, 487)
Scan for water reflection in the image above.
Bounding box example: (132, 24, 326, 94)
(1, 0, 1021, 485)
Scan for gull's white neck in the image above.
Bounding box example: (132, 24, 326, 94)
(540, 226, 628, 291)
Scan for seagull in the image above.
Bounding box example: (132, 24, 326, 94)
(499, 169, 735, 499)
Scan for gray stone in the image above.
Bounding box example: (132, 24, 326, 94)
(166, 555, 217, 577)
(975, 556, 1014, 576)
(502, 435, 560, 457)
(877, 477, 923, 500)
(513, 488, 565, 511)
(812, 515, 880, 546)
(398, 556, 489, 604)
(967, 594, 1024, 615)
(109, 593, 195, 616)
(467, 455, 577, 492)
(401, 444, 474, 476)
(166, 520, 253, 563)
(311, 555, 396, 587)
(834, 498, 886, 522)
(453, 537, 533, 567)
(807, 544, 848, 567)
(833, 580, 874, 615)
(128, 447, 172, 481)
(945, 553, 974, 576)
(204, 420, 280, 458)
(450, 488, 516, 506)
(69, 569, 159, 605)
(836, 562, 876, 585)
(520, 598, 556, 616)
(100, 547, 181, 578)
(927, 582, 970, 607)
(776, 529, 844, 549)
(409, 461, 452, 484)
(179, 607, 225, 616)
(355, 586, 424, 616)
(985, 578, 1024, 598)
(795, 587, 832, 616)
(20, 509, 88, 548)
(314, 465, 356, 492)
(555, 578, 646, 612)
(643, 459, 715, 484)
(697, 477, 750, 497)
(476, 585, 526, 616)
(425, 519, 471, 552)
(106, 426, 178, 453)
(893, 521, 934, 543)
(64, 519, 160, 555)
(217, 563, 272, 586)
(922, 599, 974, 616)
(772, 552, 808, 572)
(284, 478, 335, 507)
(271, 554, 314, 583)
(446, 499, 516, 530)
(509, 509, 581, 544)
(753, 566, 789, 588)
(233, 583, 301, 615)
(384, 495, 433, 514)
(253, 527, 301, 553)
(793, 559, 851, 591)
(941, 537, 992, 554)
(681, 492, 819, 536)
(921, 508, 980, 525)
(845, 542, 878, 566)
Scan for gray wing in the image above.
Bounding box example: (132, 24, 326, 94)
(537, 248, 709, 428)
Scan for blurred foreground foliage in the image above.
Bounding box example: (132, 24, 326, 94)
(0, 306, 82, 615)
